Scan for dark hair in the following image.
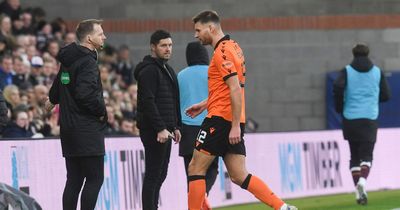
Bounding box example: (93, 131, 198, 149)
(352, 43, 369, 57)
(0, 54, 12, 63)
(192, 10, 220, 24)
(119, 44, 129, 51)
(150, 29, 171, 45)
(36, 20, 48, 31)
(186, 41, 209, 66)
(75, 19, 103, 42)
(51, 17, 67, 34)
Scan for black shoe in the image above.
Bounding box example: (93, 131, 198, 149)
(357, 193, 368, 205)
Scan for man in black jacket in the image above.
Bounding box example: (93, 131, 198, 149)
(46, 19, 107, 210)
(134, 29, 182, 210)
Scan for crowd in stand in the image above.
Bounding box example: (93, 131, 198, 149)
(0, 0, 139, 138)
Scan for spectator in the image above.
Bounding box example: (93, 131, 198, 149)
(30, 7, 45, 31)
(0, 0, 21, 21)
(104, 104, 119, 136)
(15, 34, 28, 49)
(2, 109, 32, 138)
(0, 15, 17, 50)
(116, 44, 135, 89)
(100, 44, 117, 68)
(51, 17, 67, 41)
(0, 36, 7, 56)
(45, 39, 59, 58)
(19, 9, 34, 35)
(119, 118, 136, 136)
(41, 59, 56, 86)
(12, 55, 31, 90)
(3, 84, 19, 111)
(110, 89, 127, 110)
(28, 55, 43, 86)
(0, 54, 14, 89)
(11, 14, 22, 35)
(35, 20, 53, 52)
(25, 44, 37, 61)
(63, 32, 75, 46)
(32, 84, 47, 113)
(99, 64, 112, 91)
(43, 106, 59, 136)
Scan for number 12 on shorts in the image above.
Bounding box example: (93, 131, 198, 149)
(196, 130, 207, 143)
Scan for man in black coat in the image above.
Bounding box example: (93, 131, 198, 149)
(134, 29, 182, 210)
(46, 19, 107, 210)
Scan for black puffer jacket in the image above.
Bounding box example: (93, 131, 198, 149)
(134, 55, 181, 132)
(49, 43, 107, 157)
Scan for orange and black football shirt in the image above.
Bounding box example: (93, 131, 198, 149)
(206, 35, 246, 123)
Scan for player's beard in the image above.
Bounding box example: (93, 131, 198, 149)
(200, 35, 212, 46)
(155, 50, 171, 61)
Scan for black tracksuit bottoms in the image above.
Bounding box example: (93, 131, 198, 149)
(62, 156, 104, 210)
(140, 129, 172, 210)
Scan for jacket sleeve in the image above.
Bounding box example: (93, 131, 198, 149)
(333, 68, 346, 114)
(171, 67, 182, 129)
(0, 89, 8, 132)
(74, 59, 106, 117)
(138, 66, 166, 132)
(379, 71, 391, 102)
(49, 67, 61, 105)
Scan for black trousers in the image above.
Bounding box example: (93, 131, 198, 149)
(140, 129, 172, 210)
(348, 141, 376, 168)
(62, 156, 104, 210)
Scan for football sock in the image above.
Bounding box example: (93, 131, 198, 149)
(360, 163, 370, 179)
(351, 167, 361, 186)
(188, 175, 206, 210)
(241, 174, 284, 209)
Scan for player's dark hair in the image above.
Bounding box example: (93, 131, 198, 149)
(192, 10, 220, 24)
(150, 29, 171, 45)
(352, 43, 369, 57)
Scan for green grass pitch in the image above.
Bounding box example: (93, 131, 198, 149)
(215, 189, 400, 210)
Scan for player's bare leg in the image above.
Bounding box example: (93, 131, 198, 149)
(188, 149, 216, 210)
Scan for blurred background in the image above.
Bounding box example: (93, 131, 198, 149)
(0, 0, 396, 137)
(7, 0, 396, 135)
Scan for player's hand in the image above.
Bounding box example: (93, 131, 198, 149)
(157, 129, 173, 143)
(229, 125, 241, 145)
(185, 103, 204, 118)
(44, 97, 55, 112)
(173, 129, 181, 144)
